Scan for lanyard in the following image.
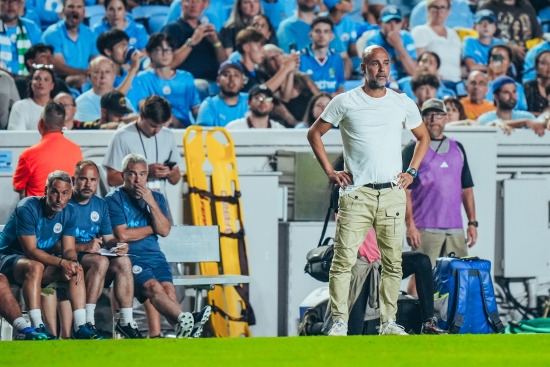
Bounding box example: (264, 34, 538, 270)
(136, 123, 158, 162)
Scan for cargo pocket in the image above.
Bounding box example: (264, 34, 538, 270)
(382, 206, 403, 237)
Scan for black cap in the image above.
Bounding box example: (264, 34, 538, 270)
(248, 84, 274, 100)
(100, 91, 132, 115)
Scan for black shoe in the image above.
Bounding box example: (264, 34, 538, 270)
(421, 317, 449, 335)
(115, 321, 144, 339)
(190, 305, 211, 338)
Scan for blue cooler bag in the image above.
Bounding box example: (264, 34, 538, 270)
(433, 255, 504, 334)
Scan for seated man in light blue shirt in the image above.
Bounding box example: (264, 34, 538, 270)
(136, 33, 200, 128)
(197, 61, 249, 127)
(477, 76, 545, 136)
(75, 56, 134, 123)
(365, 5, 417, 82)
(41, 0, 98, 88)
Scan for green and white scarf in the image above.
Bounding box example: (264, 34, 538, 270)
(0, 19, 31, 76)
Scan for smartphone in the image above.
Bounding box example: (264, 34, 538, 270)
(490, 53, 503, 65)
(289, 43, 297, 53)
(164, 159, 176, 170)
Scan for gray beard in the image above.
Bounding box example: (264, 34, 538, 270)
(367, 78, 386, 90)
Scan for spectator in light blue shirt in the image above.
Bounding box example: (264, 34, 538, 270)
(319, 0, 356, 79)
(41, 0, 98, 89)
(477, 75, 546, 136)
(485, 44, 527, 111)
(299, 16, 345, 96)
(197, 62, 249, 126)
(364, 5, 417, 81)
(136, 33, 201, 128)
(277, 0, 317, 53)
(462, 9, 504, 74)
(91, 0, 150, 51)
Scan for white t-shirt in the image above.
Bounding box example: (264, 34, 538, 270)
(411, 25, 462, 82)
(320, 86, 422, 194)
(102, 122, 183, 193)
(7, 98, 44, 130)
(225, 117, 286, 129)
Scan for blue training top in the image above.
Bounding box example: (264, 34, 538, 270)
(69, 196, 113, 244)
(105, 187, 168, 257)
(0, 196, 77, 254)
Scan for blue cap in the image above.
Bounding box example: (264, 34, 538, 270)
(323, 0, 340, 10)
(474, 9, 496, 24)
(492, 76, 515, 93)
(218, 61, 244, 76)
(380, 5, 402, 23)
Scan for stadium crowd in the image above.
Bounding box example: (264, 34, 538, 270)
(1, 0, 550, 339)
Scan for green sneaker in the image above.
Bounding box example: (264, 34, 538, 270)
(15, 327, 48, 340)
(35, 324, 58, 340)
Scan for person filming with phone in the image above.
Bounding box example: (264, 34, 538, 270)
(103, 95, 183, 201)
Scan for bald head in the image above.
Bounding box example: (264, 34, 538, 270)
(466, 70, 489, 103)
(362, 45, 388, 64)
(361, 46, 390, 92)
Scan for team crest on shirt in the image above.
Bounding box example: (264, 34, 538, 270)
(53, 223, 63, 234)
(329, 68, 335, 78)
(162, 85, 172, 95)
(90, 211, 100, 222)
(130, 37, 137, 45)
(132, 265, 142, 274)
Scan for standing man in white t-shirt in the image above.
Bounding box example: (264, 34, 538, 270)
(307, 45, 430, 336)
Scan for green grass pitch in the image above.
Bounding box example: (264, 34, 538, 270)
(1, 335, 549, 366)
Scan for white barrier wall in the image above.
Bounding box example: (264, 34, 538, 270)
(1, 127, 548, 336)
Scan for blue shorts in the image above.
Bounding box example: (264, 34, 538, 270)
(130, 253, 173, 303)
(0, 253, 25, 284)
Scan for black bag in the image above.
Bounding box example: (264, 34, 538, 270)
(396, 293, 422, 334)
(304, 206, 334, 282)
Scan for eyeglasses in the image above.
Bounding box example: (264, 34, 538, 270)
(32, 63, 54, 70)
(423, 112, 447, 120)
(428, 5, 449, 11)
(253, 95, 273, 103)
(153, 47, 173, 54)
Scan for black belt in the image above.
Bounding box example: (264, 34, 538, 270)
(364, 182, 393, 190)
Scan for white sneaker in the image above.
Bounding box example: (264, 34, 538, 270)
(328, 318, 348, 336)
(379, 318, 408, 335)
(175, 312, 194, 338)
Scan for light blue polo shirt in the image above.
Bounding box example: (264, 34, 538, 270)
(92, 20, 150, 50)
(136, 69, 200, 127)
(196, 93, 249, 127)
(276, 15, 312, 53)
(477, 110, 535, 126)
(41, 20, 98, 70)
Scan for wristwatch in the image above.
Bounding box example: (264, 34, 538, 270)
(406, 167, 418, 178)
(467, 221, 479, 228)
(185, 38, 195, 48)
